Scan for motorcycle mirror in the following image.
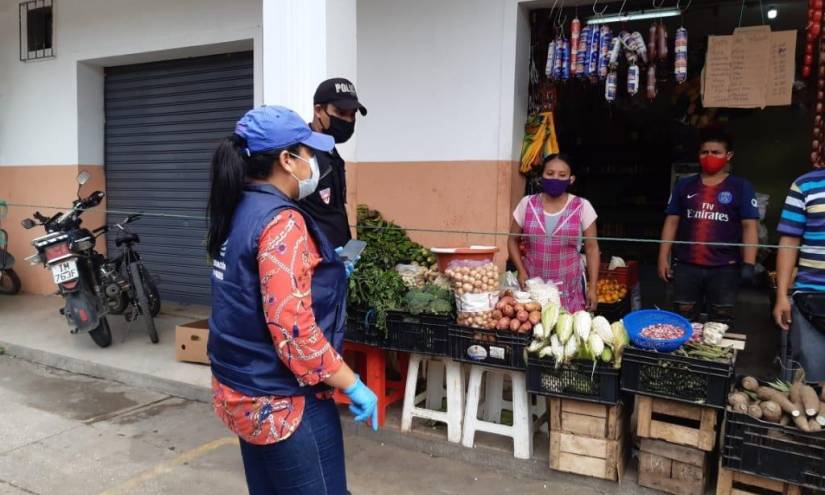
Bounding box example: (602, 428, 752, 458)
(76, 171, 91, 186)
(21, 219, 35, 230)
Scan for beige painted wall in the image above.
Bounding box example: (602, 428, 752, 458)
(0, 165, 105, 295)
(3, 161, 525, 294)
(346, 160, 525, 267)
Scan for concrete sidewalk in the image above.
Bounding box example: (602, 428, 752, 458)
(0, 294, 652, 492)
(0, 355, 658, 495)
(0, 294, 212, 401)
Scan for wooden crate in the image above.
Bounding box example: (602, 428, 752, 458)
(716, 466, 801, 495)
(549, 398, 624, 439)
(548, 398, 627, 481)
(638, 438, 709, 495)
(635, 395, 718, 451)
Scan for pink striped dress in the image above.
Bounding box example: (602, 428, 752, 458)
(521, 194, 586, 312)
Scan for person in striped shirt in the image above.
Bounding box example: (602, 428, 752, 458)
(774, 168, 825, 327)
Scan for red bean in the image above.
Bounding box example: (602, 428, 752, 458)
(640, 323, 685, 340)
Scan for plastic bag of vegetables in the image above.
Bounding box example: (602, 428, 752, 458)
(445, 260, 500, 329)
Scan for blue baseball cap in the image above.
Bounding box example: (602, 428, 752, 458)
(234, 105, 334, 155)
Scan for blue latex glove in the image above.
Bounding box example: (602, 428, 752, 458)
(334, 247, 356, 278)
(343, 375, 378, 431)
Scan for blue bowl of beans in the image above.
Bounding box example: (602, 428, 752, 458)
(623, 309, 693, 353)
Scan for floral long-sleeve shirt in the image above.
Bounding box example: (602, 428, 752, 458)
(212, 209, 343, 445)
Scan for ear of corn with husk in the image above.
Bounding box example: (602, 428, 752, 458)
(592, 316, 613, 346)
(555, 312, 574, 344)
(573, 311, 592, 342)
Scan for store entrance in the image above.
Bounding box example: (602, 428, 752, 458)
(522, 0, 809, 375)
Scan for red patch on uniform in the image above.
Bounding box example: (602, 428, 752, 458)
(319, 188, 331, 205)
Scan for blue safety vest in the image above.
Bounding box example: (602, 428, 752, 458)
(208, 183, 347, 397)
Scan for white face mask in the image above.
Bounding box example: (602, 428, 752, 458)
(289, 153, 320, 200)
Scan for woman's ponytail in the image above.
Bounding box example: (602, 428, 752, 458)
(206, 135, 247, 259)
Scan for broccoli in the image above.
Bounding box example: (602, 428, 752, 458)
(428, 299, 453, 315)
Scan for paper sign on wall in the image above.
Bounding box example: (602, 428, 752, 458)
(702, 28, 797, 109)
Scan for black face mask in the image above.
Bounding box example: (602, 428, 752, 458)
(323, 113, 355, 144)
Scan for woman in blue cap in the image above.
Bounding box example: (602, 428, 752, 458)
(206, 105, 376, 495)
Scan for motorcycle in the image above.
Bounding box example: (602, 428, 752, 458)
(0, 201, 22, 295)
(21, 171, 161, 347)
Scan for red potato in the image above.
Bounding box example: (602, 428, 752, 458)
(509, 318, 521, 332)
(528, 311, 541, 325)
(518, 322, 532, 334)
(502, 305, 515, 317)
(514, 303, 526, 313)
(499, 296, 516, 306)
(498, 317, 511, 330)
(491, 310, 503, 320)
(516, 310, 529, 323)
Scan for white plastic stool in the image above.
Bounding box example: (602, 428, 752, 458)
(462, 365, 533, 459)
(401, 354, 464, 443)
(481, 375, 548, 434)
(531, 395, 549, 434)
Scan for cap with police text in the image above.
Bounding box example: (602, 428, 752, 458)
(234, 106, 335, 155)
(313, 78, 367, 116)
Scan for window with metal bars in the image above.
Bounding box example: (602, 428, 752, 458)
(19, 0, 54, 61)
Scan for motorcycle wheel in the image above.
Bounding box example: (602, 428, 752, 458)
(130, 265, 158, 344)
(88, 317, 112, 348)
(141, 266, 161, 317)
(0, 269, 21, 295)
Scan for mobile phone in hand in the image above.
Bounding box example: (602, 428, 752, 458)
(337, 240, 367, 265)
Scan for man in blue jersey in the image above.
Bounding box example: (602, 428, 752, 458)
(774, 168, 825, 380)
(659, 128, 759, 323)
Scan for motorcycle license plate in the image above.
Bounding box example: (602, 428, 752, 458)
(51, 260, 79, 284)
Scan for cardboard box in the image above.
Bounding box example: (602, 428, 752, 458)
(175, 319, 210, 365)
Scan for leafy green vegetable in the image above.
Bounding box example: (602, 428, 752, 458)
(355, 205, 432, 270)
(348, 265, 406, 332)
(348, 205, 431, 331)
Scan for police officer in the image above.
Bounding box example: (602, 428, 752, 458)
(300, 78, 367, 248)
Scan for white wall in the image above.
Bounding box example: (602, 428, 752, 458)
(0, 0, 262, 166)
(355, 0, 531, 163)
(262, 0, 358, 160)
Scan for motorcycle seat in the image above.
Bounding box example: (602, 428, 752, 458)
(115, 233, 140, 247)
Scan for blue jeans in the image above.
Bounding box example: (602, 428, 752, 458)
(673, 262, 739, 323)
(239, 395, 347, 495)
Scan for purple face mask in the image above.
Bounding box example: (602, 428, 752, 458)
(542, 178, 570, 198)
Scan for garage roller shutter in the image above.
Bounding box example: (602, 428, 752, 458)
(104, 52, 253, 305)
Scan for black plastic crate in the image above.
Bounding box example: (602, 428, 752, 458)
(345, 307, 383, 346)
(384, 311, 450, 356)
(620, 345, 733, 408)
(527, 356, 621, 404)
(448, 325, 530, 370)
(595, 296, 631, 323)
(722, 409, 825, 490)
